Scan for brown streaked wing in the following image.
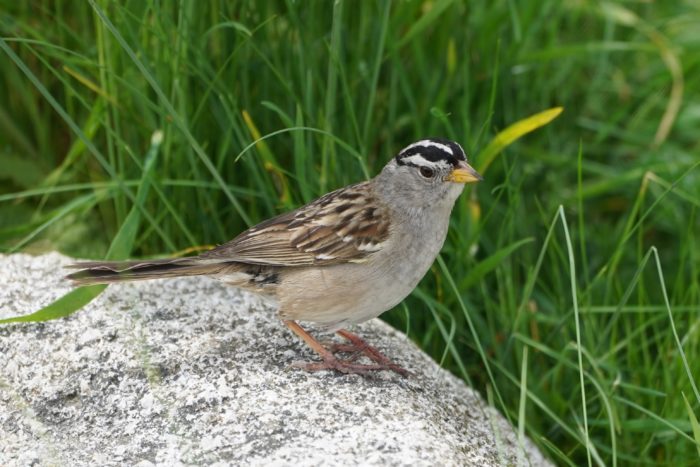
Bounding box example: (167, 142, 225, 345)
(199, 182, 390, 267)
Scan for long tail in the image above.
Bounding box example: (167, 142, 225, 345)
(65, 257, 231, 285)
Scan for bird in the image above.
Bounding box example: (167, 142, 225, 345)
(66, 138, 482, 376)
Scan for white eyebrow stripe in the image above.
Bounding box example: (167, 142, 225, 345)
(399, 154, 434, 167)
(402, 140, 453, 155)
(399, 154, 451, 169)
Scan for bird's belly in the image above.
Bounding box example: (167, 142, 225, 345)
(276, 210, 450, 329)
(276, 241, 439, 330)
(276, 265, 412, 329)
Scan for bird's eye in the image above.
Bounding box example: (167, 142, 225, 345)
(419, 166, 435, 178)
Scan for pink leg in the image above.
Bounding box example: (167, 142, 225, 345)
(329, 329, 410, 377)
(283, 321, 409, 377)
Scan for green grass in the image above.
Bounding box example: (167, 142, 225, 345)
(2, 1, 699, 465)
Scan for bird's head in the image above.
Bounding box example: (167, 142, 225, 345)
(377, 138, 482, 209)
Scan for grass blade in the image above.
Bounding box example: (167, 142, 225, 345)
(476, 107, 563, 173)
(517, 345, 529, 467)
(557, 206, 592, 467)
(0, 131, 163, 324)
(0, 286, 106, 324)
(103, 131, 163, 260)
(461, 237, 533, 288)
(87, 0, 252, 226)
(682, 393, 700, 457)
(652, 247, 700, 405)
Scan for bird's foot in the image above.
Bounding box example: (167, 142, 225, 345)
(328, 329, 411, 377)
(283, 320, 410, 377)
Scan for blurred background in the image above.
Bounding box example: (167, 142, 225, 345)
(1, 1, 699, 464)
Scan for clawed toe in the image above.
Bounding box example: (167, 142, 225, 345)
(334, 329, 411, 377)
(284, 321, 411, 377)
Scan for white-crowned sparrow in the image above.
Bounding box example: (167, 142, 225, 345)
(67, 138, 482, 376)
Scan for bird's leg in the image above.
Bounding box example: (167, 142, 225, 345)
(334, 329, 410, 377)
(283, 320, 404, 376)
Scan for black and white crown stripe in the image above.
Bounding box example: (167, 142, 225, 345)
(403, 139, 454, 155)
(398, 154, 453, 171)
(395, 138, 467, 169)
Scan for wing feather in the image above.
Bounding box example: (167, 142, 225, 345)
(199, 182, 390, 267)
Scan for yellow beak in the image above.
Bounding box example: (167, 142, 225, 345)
(445, 161, 483, 184)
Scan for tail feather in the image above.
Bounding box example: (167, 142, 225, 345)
(65, 257, 229, 285)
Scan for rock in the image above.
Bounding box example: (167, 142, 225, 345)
(0, 253, 551, 466)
